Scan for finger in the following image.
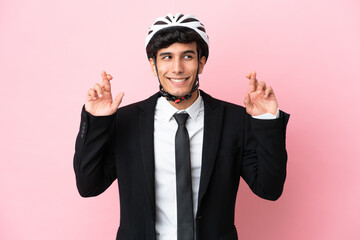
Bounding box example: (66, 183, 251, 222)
(88, 88, 97, 100)
(257, 81, 266, 94)
(101, 71, 111, 92)
(86, 88, 93, 101)
(246, 73, 251, 79)
(94, 83, 103, 98)
(249, 71, 257, 92)
(101, 74, 113, 88)
(111, 92, 125, 110)
(243, 92, 251, 108)
(264, 86, 273, 97)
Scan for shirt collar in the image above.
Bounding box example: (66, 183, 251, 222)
(156, 91, 203, 122)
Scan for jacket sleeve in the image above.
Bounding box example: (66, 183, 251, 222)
(73, 106, 117, 197)
(241, 110, 290, 200)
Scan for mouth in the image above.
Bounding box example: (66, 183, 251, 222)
(166, 77, 190, 85)
(167, 77, 189, 82)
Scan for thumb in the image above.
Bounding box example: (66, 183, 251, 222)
(111, 92, 125, 110)
(243, 92, 251, 108)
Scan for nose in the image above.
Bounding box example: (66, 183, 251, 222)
(171, 58, 184, 74)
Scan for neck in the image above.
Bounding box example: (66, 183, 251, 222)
(168, 90, 199, 110)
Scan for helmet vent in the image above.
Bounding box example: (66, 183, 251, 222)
(180, 18, 199, 23)
(197, 27, 206, 33)
(154, 21, 167, 25)
(176, 14, 184, 22)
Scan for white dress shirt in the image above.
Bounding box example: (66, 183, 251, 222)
(154, 92, 278, 240)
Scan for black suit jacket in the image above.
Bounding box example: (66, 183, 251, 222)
(74, 90, 290, 240)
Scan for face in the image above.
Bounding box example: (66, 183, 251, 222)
(150, 42, 206, 98)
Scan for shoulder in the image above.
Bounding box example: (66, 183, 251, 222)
(200, 90, 247, 115)
(116, 92, 160, 116)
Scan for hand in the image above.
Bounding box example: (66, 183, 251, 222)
(85, 71, 124, 116)
(243, 71, 278, 116)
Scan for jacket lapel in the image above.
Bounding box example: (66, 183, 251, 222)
(137, 92, 160, 223)
(198, 90, 224, 206)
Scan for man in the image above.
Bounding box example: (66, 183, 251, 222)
(74, 13, 289, 240)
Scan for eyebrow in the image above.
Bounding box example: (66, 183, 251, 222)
(159, 50, 196, 56)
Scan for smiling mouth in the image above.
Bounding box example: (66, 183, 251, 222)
(167, 77, 189, 83)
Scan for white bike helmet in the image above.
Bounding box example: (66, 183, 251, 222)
(145, 13, 209, 51)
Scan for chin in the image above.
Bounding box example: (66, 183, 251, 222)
(169, 90, 191, 97)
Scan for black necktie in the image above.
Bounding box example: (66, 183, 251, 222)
(173, 113, 194, 240)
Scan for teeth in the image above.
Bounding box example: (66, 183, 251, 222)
(170, 78, 187, 82)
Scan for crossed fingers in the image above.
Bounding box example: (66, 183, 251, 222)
(87, 71, 113, 101)
(246, 71, 273, 97)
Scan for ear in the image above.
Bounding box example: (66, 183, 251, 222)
(198, 56, 206, 74)
(149, 58, 157, 77)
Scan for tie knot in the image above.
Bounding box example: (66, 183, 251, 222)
(173, 113, 189, 125)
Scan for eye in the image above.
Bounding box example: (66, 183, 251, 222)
(162, 55, 172, 60)
(184, 55, 193, 60)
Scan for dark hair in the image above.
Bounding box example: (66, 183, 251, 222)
(146, 26, 209, 61)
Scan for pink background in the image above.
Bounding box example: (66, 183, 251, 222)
(1, 0, 360, 239)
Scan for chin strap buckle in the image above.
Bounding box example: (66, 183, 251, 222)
(174, 96, 188, 104)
